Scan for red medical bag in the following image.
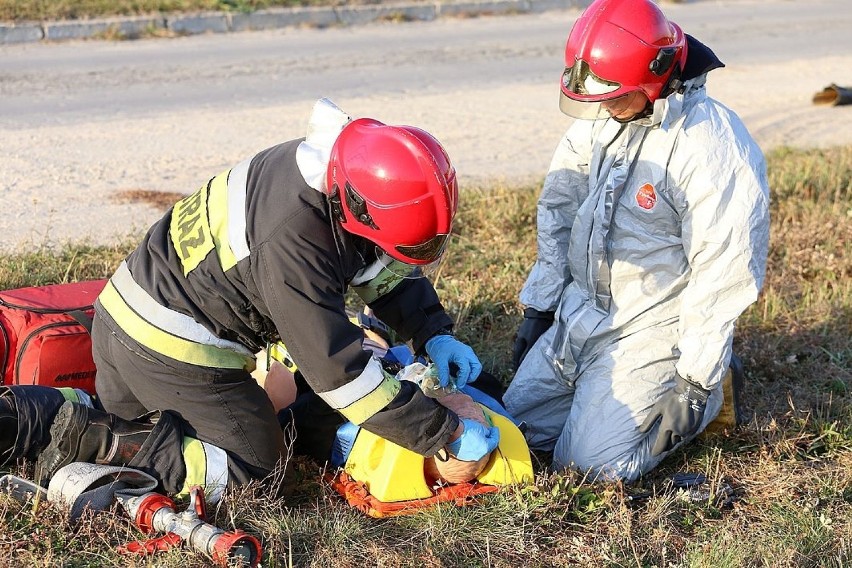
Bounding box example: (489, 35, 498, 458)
(0, 280, 107, 394)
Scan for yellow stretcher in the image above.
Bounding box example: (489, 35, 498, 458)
(327, 405, 534, 517)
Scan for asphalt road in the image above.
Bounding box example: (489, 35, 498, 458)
(2, 0, 852, 252)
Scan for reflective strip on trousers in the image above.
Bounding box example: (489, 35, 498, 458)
(179, 437, 229, 504)
(55, 387, 94, 408)
(317, 357, 401, 425)
(99, 266, 254, 370)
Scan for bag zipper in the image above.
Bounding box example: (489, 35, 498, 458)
(0, 297, 95, 314)
(1, 323, 9, 382)
(14, 321, 89, 384)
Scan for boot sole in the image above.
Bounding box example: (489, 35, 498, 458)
(36, 402, 85, 483)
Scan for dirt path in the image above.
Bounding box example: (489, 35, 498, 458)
(2, 0, 851, 253)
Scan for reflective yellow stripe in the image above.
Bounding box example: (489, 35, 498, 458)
(208, 170, 238, 272)
(99, 281, 253, 370)
(179, 437, 229, 504)
(319, 357, 384, 407)
(331, 372, 401, 425)
(268, 342, 298, 373)
(111, 261, 253, 356)
(55, 387, 81, 404)
(180, 437, 207, 498)
(55, 388, 95, 408)
(170, 182, 214, 276)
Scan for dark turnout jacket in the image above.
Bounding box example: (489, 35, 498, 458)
(96, 139, 458, 456)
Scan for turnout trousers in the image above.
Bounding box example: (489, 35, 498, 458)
(91, 311, 286, 494)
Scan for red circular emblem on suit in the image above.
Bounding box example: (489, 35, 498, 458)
(636, 183, 657, 210)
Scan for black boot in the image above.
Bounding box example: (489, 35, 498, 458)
(0, 386, 70, 467)
(36, 401, 156, 483)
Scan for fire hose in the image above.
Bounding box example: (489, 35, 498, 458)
(1, 463, 262, 567)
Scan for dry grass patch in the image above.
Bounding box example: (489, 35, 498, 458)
(1, 145, 850, 567)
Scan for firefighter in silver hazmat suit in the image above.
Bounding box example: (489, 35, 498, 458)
(504, 0, 770, 481)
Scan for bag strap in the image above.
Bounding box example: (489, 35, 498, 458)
(66, 310, 94, 334)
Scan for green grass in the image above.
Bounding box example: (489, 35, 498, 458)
(1, 145, 851, 567)
(0, 0, 402, 22)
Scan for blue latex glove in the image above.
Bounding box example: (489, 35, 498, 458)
(446, 418, 500, 461)
(425, 334, 482, 389)
(330, 421, 361, 468)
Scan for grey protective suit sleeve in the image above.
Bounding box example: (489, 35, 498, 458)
(518, 132, 593, 313)
(671, 116, 770, 389)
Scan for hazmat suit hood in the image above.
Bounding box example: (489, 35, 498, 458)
(680, 34, 725, 83)
(641, 34, 725, 129)
(296, 98, 352, 192)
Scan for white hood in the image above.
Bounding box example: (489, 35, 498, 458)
(295, 98, 352, 193)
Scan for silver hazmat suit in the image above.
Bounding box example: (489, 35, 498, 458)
(504, 75, 770, 481)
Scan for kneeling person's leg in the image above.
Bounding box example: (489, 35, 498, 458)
(554, 332, 721, 481)
(1, 385, 94, 467)
(504, 327, 576, 452)
(86, 322, 285, 496)
(36, 401, 184, 491)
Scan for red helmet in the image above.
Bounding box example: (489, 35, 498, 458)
(560, 0, 688, 120)
(326, 118, 458, 266)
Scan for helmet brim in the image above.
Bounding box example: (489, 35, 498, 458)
(559, 90, 641, 121)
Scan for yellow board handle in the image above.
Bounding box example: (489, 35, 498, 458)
(476, 407, 534, 486)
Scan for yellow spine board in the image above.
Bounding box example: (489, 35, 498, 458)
(343, 431, 432, 502)
(343, 404, 533, 503)
(476, 407, 534, 486)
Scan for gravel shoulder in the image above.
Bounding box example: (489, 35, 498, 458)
(2, 0, 852, 254)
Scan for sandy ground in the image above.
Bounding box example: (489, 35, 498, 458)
(2, 0, 852, 254)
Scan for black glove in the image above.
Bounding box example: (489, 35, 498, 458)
(639, 374, 711, 457)
(512, 308, 554, 371)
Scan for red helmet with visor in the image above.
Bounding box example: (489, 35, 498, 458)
(326, 119, 458, 266)
(560, 0, 687, 120)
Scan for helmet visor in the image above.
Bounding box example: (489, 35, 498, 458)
(563, 92, 645, 121)
(560, 59, 629, 120)
(395, 232, 450, 264)
(375, 249, 446, 280)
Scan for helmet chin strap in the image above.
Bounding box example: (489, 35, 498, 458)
(613, 61, 683, 124)
(612, 101, 654, 124)
(328, 188, 346, 223)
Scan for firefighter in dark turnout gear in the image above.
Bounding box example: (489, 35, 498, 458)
(35, 99, 498, 499)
